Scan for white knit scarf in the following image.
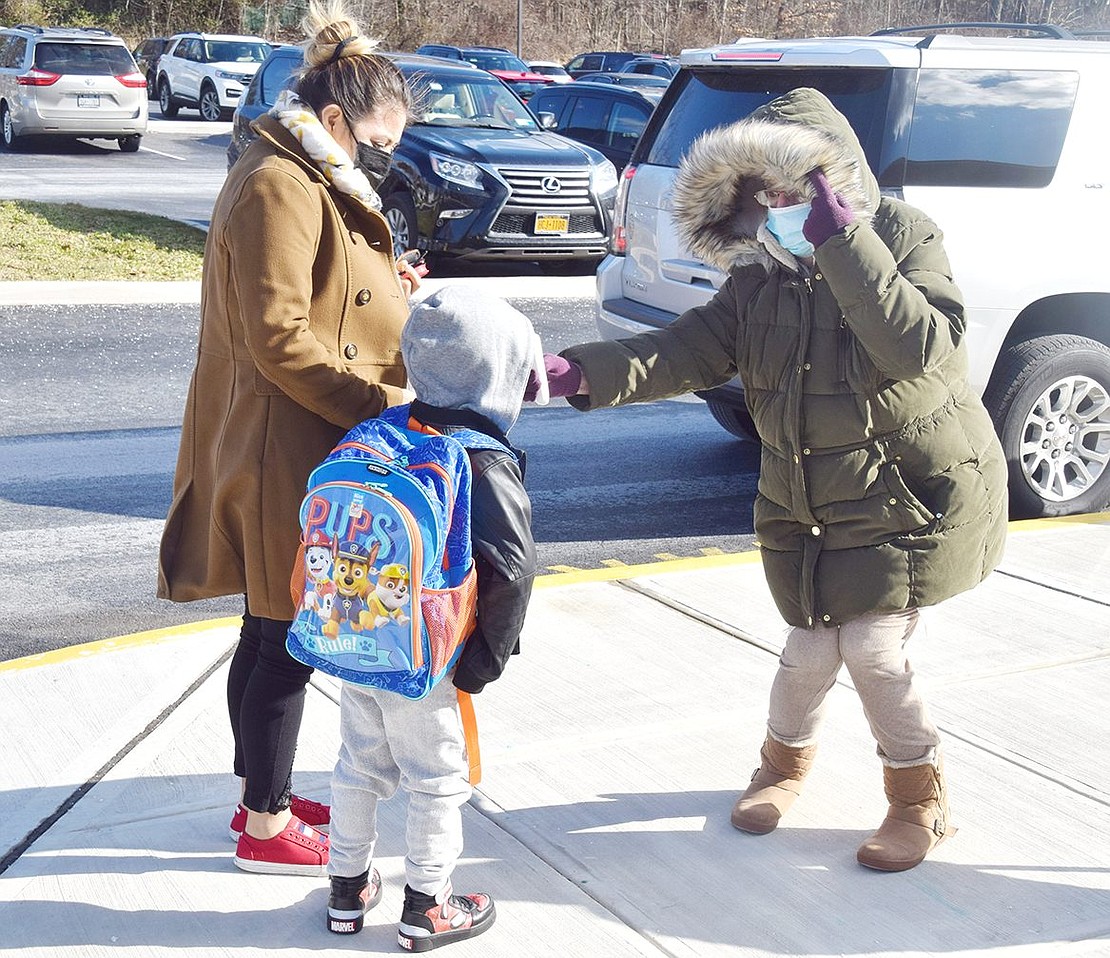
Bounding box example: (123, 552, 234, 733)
(270, 89, 382, 211)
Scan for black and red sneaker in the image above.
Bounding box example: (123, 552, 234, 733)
(326, 868, 382, 934)
(397, 882, 495, 952)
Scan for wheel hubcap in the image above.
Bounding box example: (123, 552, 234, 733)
(1020, 374, 1110, 502)
(202, 93, 219, 119)
(3, 111, 11, 144)
(385, 208, 409, 258)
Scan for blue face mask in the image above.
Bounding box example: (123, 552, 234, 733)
(765, 201, 814, 257)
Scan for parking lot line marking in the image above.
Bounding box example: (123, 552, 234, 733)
(138, 145, 188, 160)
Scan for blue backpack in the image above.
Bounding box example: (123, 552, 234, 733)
(286, 404, 512, 700)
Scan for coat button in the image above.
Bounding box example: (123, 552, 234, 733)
(822, 613, 831, 622)
(889, 497, 898, 505)
(355, 288, 372, 305)
(344, 343, 358, 360)
(803, 448, 811, 456)
(814, 273, 823, 281)
(811, 525, 821, 536)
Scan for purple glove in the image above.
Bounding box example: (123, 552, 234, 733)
(803, 169, 855, 248)
(525, 353, 582, 401)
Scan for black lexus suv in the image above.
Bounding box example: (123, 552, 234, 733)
(228, 47, 618, 264)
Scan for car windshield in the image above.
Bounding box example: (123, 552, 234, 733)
(462, 52, 529, 72)
(204, 40, 270, 64)
(412, 74, 538, 130)
(33, 42, 135, 75)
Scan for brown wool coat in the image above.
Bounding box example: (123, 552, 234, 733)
(157, 114, 410, 620)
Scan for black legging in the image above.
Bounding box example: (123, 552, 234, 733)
(227, 598, 313, 814)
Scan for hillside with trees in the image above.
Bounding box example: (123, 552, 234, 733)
(1, 0, 1106, 59)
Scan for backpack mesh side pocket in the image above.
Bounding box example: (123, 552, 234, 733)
(420, 564, 478, 677)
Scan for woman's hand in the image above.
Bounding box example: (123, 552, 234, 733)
(396, 255, 424, 298)
(525, 354, 586, 401)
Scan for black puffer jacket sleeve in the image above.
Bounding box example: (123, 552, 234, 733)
(453, 448, 536, 693)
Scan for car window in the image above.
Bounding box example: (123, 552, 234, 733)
(607, 100, 650, 150)
(1, 36, 26, 68)
(643, 67, 899, 174)
(260, 54, 297, 106)
(413, 74, 538, 129)
(902, 69, 1079, 188)
(205, 40, 271, 64)
(33, 41, 134, 76)
(578, 55, 603, 72)
(177, 39, 198, 61)
(463, 52, 528, 72)
(564, 95, 609, 146)
(530, 91, 568, 123)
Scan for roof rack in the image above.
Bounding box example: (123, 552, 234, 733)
(78, 26, 115, 36)
(872, 22, 1077, 40)
(13, 24, 45, 33)
(1073, 29, 1110, 39)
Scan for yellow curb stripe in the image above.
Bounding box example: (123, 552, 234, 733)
(0, 616, 242, 674)
(534, 548, 762, 588)
(3, 512, 1105, 673)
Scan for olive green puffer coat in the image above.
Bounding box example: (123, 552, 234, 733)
(563, 88, 1007, 628)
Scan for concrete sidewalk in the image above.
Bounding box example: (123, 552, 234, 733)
(1, 516, 1109, 957)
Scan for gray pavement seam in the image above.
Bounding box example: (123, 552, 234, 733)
(0, 644, 234, 876)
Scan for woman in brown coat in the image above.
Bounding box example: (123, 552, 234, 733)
(158, 1, 419, 875)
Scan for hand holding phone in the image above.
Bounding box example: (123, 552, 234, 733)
(397, 249, 429, 278)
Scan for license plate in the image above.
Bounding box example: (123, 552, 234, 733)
(534, 213, 569, 235)
(77, 94, 100, 108)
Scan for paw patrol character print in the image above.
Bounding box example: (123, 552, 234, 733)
(323, 539, 380, 638)
(369, 563, 411, 628)
(314, 580, 337, 631)
(302, 530, 335, 613)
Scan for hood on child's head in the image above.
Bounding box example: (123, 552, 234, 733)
(402, 285, 547, 434)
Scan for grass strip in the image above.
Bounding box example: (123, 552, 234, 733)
(0, 200, 205, 281)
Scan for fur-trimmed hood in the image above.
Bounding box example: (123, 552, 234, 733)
(672, 87, 880, 272)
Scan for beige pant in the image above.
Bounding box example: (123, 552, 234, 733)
(767, 608, 940, 767)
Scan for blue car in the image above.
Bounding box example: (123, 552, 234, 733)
(228, 46, 617, 264)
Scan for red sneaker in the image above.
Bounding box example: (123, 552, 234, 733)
(229, 795, 330, 841)
(397, 882, 495, 951)
(233, 818, 329, 876)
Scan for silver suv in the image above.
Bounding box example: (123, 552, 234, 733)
(0, 25, 147, 151)
(597, 24, 1110, 518)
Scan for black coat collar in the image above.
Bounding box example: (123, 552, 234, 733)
(409, 400, 526, 472)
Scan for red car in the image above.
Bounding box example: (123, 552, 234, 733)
(414, 44, 554, 99)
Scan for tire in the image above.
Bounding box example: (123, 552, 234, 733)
(982, 333, 1110, 518)
(381, 193, 418, 260)
(199, 84, 224, 122)
(158, 78, 178, 117)
(146, 72, 157, 99)
(705, 398, 760, 443)
(1, 103, 19, 151)
(118, 135, 141, 153)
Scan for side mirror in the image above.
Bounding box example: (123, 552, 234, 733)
(537, 112, 557, 130)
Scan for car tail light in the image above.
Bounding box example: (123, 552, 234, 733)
(17, 68, 61, 86)
(115, 71, 147, 88)
(610, 164, 636, 256)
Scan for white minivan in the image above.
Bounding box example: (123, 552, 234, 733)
(596, 24, 1110, 518)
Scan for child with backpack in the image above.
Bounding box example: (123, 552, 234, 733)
(290, 285, 541, 951)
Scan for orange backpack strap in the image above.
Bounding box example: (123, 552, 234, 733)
(457, 689, 481, 785)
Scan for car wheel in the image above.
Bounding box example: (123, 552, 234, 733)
(1, 103, 19, 151)
(158, 79, 178, 117)
(704, 398, 760, 443)
(983, 333, 1110, 518)
(381, 193, 418, 260)
(199, 84, 223, 122)
(118, 135, 141, 153)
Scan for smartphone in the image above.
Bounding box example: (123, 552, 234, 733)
(398, 248, 429, 277)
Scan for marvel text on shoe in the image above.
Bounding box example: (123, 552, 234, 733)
(327, 869, 382, 934)
(397, 889, 495, 952)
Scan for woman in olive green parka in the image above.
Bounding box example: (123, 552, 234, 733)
(557, 89, 1008, 872)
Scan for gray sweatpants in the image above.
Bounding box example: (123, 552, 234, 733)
(767, 607, 940, 768)
(328, 677, 471, 895)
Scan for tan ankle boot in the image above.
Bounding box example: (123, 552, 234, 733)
(730, 735, 816, 834)
(857, 758, 956, 871)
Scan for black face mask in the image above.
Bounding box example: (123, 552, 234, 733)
(347, 121, 393, 189)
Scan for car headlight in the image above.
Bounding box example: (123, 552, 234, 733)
(592, 159, 619, 195)
(430, 151, 483, 189)
(215, 70, 248, 82)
